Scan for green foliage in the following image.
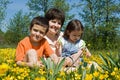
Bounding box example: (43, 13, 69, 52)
(26, 0, 50, 16)
(79, 0, 120, 50)
(99, 52, 120, 72)
(41, 58, 65, 80)
(4, 10, 31, 44)
(0, 0, 10, 30)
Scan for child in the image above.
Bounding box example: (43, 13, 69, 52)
(59, 19, 91, 66)
(15, 16, 60, 68)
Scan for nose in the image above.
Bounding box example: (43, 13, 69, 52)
(54, 23, 59, 27)
(36, 31, 40, 35)
(76, 36, 80, 40)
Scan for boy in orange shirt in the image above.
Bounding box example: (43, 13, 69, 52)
(15, 16, 59, 67)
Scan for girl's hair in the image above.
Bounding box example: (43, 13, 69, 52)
(30, 16, 49, 33)
(45, 8, 65, 26)
(63, 19, 84, 39)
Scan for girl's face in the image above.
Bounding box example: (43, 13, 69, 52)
(68, 30, 82, 43)
(30, 24, 47, 43)
(48, 19, 62, 35)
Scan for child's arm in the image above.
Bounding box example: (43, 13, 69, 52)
(79, 40, 91, 57)
(84, 47, 91, 57)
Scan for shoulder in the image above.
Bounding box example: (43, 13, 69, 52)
(58, 37, 68, 45)
(41, 38, 49, 45)
(44, 36, 53, 45)
(19, 36, 30, 44)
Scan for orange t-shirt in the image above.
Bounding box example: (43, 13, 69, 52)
(15, 36, 53, 61)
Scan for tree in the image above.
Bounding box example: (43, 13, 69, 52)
(4, 10, 31, 44)
(0, 0, 10, 30)
(26, 0, 50, 16)
(78, 0, 120, 50)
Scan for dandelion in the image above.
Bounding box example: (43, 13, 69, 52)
(39, 68, 46, 75)
(59, 71, 65, 76)
(99, 74, 105, 80)
(56, 78, 62, 80)
(111, 71, 116, 76)
(114, 67, 118, 71)
(35, 77, 41, 80)
(40, 76, 46, 80)
(93, 71, 99, 77)
(85, 74, 93, 80)
(75, 73, 81, 80)
(0, 63, 9, 76)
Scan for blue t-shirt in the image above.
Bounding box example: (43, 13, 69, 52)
(59, 37, 86, 57)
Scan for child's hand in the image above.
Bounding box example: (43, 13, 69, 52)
(81, 48, 91, 58)
(55, 41, 61, 56)
(55, 41, 61, 50)
(37, 61, 44, 67)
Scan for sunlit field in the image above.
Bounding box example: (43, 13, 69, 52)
(0, 48, 120, 80)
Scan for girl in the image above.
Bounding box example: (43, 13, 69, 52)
(59, 19, 91, 66)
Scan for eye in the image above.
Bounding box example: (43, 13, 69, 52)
(39, 31, 44, 35)
(58, 22, 61, 25)
(33, 29, 38, 32)
(51, 20, 56, 23)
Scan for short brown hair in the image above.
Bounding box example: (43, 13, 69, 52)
(30, 16, 49, 33)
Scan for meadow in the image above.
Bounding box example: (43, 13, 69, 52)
(0, 48, 120, 80)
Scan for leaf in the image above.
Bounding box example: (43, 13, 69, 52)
(54, 58, 65, 75)
(82, 70, 86, 80)
(99, 64, 111, 72)
(99, 53, 108, 65)
(89, 64, 95, 73)
(107, 55, 117, 67)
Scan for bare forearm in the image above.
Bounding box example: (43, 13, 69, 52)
(16, 61, 37, 68)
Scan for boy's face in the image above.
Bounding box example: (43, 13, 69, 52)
(68, 30, 82, 43)
(30, 24, 47, 43)
(48, 19, 62, 35)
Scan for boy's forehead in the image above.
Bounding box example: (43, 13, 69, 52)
(33, 24, 47, 30)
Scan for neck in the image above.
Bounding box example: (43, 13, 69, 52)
(46, 32, 58, 42)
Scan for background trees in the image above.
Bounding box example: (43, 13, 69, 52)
(4, 10, 31, 44)
(0, 0, 120, 50)
(0, 0, 10, 44)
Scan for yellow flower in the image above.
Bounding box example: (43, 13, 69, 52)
(0, 63, 9, 76)
(104, 74, 109, 78)
(85, 74, 93, 80)
(35, 77, 41, 80)
(35, 76, 46, 80)
(111, 71, 116, 76)
(93, 71, 99, 77)
(59, 71, 65, 76)
(40, 76, 46, 80)
(99, 74, 105, 80)
(39, 69, 46, 75)
(87, 43, 90, 47)
(75, 73, 81, 79)
(56, 78, 62, 80)
(114, 67, 118, 71)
